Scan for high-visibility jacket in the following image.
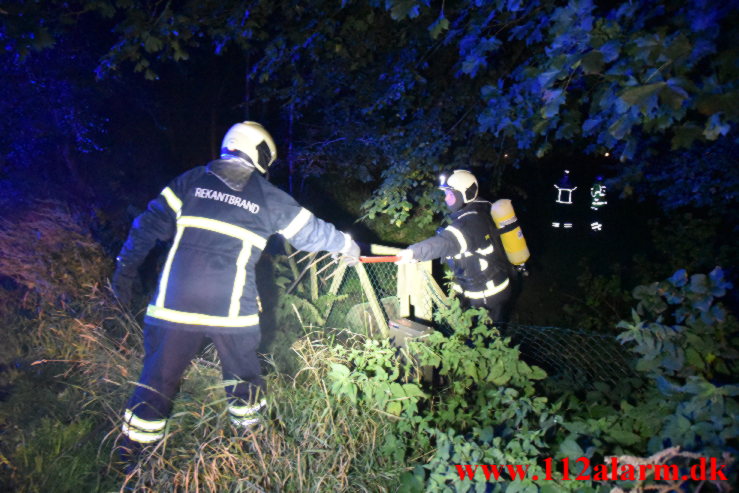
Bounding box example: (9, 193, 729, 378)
(116, 164, 350, 333)
(408, 199, 510, 299)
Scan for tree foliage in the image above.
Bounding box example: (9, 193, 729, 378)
(0, 28, 108, 193)
(2, 0, 737, 225)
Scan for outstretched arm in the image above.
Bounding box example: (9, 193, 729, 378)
(396, 225, 464, 264)
(265, 183, 360, 262)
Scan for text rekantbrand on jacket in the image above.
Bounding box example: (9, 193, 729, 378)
(194, 187, 260, 213)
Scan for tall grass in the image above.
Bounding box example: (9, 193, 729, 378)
(113, 330, 403, 492)
(0, 200, 403, 491)
(1, 285, 406, 491)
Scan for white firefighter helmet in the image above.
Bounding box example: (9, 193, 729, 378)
(220, 121, 277, 174)
(439, 169, 478, 203)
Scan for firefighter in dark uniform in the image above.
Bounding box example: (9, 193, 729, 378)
(396, 170, 512, 322)
(111, 121, 360, 468)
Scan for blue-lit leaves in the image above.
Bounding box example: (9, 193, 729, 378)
(708, 267, 732, 298)
(9, 0, 734, 226)
(598, 40, 620, 63)
(548, 0, 595, 53)
(541, 88, 564, 119)
(387, 0, 427, 21)
(458, 33, 478, 57)
(581, 116, 600, 135)
(703, 113, 730, 140)
(537, 68, 562, 90)
(619, 83, 666, 117)
(609, 1, 641, 23)
(506, 0, 523, 12)
(362, 48, 421, 119)
(428, 15, 449, 40)
(669, 269, 689, 288)
(509, 15, 547, 45)
(459, 36, 501, 77)
(688, 1, 721, 32)
(479, 77, 540, 151)
(660, 79, 690, 111)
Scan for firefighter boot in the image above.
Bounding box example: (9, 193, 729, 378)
(228, 398, 266, 454)
(116, 435, 144, 475)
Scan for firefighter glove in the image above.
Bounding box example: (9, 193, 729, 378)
(111, 263, 135, 306)
(395, 248, 416, 265)
(338, 236, 361, 267)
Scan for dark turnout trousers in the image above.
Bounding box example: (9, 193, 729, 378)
(122, 324, 265, 445)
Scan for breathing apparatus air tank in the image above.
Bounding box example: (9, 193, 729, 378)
(490, 199, 530, 267)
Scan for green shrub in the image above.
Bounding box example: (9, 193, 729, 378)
(616, 267, 738, 457)
(555, 267, 738, 492)
(326, 298, 598, 491)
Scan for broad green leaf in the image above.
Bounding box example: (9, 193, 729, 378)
(429, 16, 449, 39)
(619, 82, 666, 108)
(608, 428, 641, 446)
(403, 384, 427, 398)
(389, 0, 421, 20)
(529, 365, 547, 380)
(581, 50, 604, 74)
(329, 363, 351, 377)
(660, 84, 689, 111)
(144, 35, 164, 53)
(608, 115, 633, 139)
(398, 471, 424, 493)
(559, 436, 584, 459)
(387, 400, 402, 416)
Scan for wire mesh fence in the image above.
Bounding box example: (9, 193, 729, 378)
(324, 260, 399, 336)
(294, 246, 636, 390)
(502, 324, 638, 388)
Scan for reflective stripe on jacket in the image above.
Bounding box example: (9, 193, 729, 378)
(408, 199, 510, 296)
(117, 166, 348, 333)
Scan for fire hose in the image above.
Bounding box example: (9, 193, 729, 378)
(358, 255, 400, 263)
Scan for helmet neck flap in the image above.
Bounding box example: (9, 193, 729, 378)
(206, 157, 255, 192)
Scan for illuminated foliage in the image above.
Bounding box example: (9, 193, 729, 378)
(2, 0, 736, 224)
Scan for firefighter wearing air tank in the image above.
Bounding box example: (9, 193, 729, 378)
(590, 175, 607, 232)
(396, 170, 529, 323)
(111, 122, 360, 469)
